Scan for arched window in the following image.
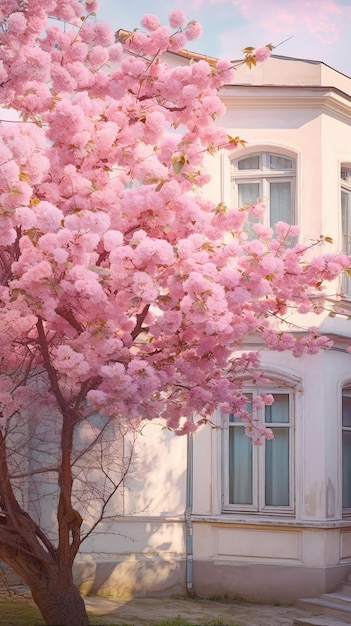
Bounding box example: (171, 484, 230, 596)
(232, 151, 296, 228)
(222, 376, 297, 515)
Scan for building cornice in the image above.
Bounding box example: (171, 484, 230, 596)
(220, 85, 351, 120)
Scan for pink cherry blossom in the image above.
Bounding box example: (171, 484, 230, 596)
(132, 271, 159, 302)
(185, 21, 203, 40)
(0, 8, 349, 613)
(141, 14, 161, 32)
(169, 9, 187, 29)
(254, 46, 272, 63)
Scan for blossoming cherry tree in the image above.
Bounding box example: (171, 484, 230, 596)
(0, 2, 348, 624)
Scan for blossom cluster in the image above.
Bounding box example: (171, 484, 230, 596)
(0, 3, 349, 445)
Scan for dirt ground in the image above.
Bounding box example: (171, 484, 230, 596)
(83, 594, 313, 626)
(0, 587, 316, 626)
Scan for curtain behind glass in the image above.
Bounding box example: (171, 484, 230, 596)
(265, 395, 290, 506)
(342, 432, 351, 508)
(342, 190, 351, 295)
(238, 182, 260, 207)
(342, 394, 351, 508)
(269, 155, 293, 170)
(265, 429, 289, 506)
(238, 156, 260, 170)
(270, 181, 292, 226)
(229, 426, 252, 505)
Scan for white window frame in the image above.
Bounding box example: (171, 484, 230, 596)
(341, 166, 351, 297)
(222, 387, 295, 516)
(342, 384, 351, 516)
(231, 151, 296, 229)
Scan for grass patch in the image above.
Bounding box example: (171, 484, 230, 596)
(170, 592, 248, 605)
(0, 596, 241, 626)
(0, 598, 42, 626)
(137, 617, 228, 626)
(0, 598, 124, 626)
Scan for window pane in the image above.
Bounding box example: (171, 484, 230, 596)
(265, 428, 289, 506)
(265, 394, 289, 424)
(229, 426, 253, 504)
(341, 190, 351, 295)
(342, 395, 351, 427)
(342, 190, 351, 252)
(343, 430, 351, 508)
(238, 156, 260, 170)
(341, 169, 351, 184)
(269, 155, 293, 170)
(270, 181, 292, 226)
(238, 182, 260, 207)
(229, 413, 240, 423)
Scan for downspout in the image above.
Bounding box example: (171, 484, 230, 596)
(185, 426, 193, 593)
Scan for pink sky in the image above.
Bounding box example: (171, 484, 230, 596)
(232, 0, 346, 43)
(97, 0, 351, 75)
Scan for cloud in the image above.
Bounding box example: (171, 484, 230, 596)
(95, 0, 351, 75)
(231, 0, 350, 44)
(181, 0, 351, 45)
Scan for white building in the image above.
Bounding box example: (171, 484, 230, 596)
(75, 53, 351, 604)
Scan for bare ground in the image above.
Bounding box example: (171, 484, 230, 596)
(0, 587, 316, 626)
(84, 595, 313, 626)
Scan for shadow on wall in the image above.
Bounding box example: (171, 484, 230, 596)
(73, 553, 186, 599)
(73, 422, 189, 599)
(0, 418, 189, 599)
(123, 420, 188, 517)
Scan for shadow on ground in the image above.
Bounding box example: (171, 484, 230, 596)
(0, 589, 315, 626)
(83, 594, 314, 626)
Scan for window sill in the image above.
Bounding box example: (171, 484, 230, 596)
(191, 513, 351, 529)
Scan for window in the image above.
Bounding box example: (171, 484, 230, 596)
(342, 385, 351, 513)
(341, 166, 351, 296)
(232, 151, 296, 229)
(223, 389, 294, 515)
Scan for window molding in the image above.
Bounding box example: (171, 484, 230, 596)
(222, 380, 297, 517)
(231, 149, 297, 230)
(341, 163, 351, 298)
(342, 382, 351, 516)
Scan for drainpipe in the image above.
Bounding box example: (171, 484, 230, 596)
(185, 427, 193, 592)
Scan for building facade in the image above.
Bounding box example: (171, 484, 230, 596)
(74, 54, 351, 603)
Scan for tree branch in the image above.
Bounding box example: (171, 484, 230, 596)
(131, 304, 150, 341)
(55, 307, 85, 333)
(36, 316, 81, 565)
(81, 437, 135, 544)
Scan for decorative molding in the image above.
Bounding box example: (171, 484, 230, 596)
(191, 514, 351, 530)
(220, 86, 351, 121)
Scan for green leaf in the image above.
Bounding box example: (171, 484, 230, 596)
(172, 160, 185, 174)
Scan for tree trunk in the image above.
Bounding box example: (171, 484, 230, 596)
(0, 519, 90, 626)
(0, 528, 90, 625)
(29, 574, 90, 626)
(0, 542, 90, 625)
